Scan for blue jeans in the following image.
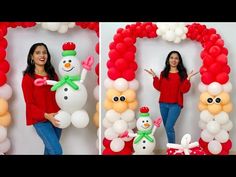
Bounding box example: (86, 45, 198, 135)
(159, 103, 181, 143)
(33, 121, 62, 155)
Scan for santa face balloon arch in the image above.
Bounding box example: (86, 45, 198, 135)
(103, 22, 232, 155)
(0, 22, 99, 154)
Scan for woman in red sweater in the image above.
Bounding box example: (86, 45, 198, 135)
(21, 43, 62, 155)
(145, 51, 198, 143)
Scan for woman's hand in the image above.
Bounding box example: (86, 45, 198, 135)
(144, 69, 157, 77)
(44, 113, 60, 127)
(187, 70, 199, 80)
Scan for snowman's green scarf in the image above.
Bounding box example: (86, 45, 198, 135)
(51, 75, 80, 91)
(134, 129, 153, 144)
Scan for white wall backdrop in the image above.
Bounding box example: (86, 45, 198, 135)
(100, 22, 236, 153)
(6, 24, 99, 154)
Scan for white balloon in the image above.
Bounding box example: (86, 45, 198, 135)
(175, 27, 184, 36)
(110, 138, 125, 152)
(223, 82, 232, 92)
(104, 78, 114, 89)
(102, 117, 113, 128)
(121, 109, 135, 122)
(207, 82, 222, 96)
(105, 110, 120, 123)
(58, 24, 68, 33)
(113, 78, 128, 92)
(174, 37, 181, 43)
(97, 128, 100, 137)
(71, 110, 89, 128)
(215, 130, 229, 143)
(165, 31, 175, 41)
(113, 120, 128, 134)
(0, 138, 10, 153)
(54, 110, 71, 128)
(221, 120, 233, 131)
(127, 119, 136, 129)
(0, 84, 13, 100)
(0, 126, 7, 143)
(206, 121, 221, 134)
(47, 22, 60, 31)
(214, 112, 229, 125)
(68, 22, 75, 28)
(201, 129, 214, 142)
(93, 85, 99, 101)
(129, 79, 139, 90)
(208, 140, 222, 154)
(121, 129, 134, 142)
(198, 82, 207, 92)
(104, 127, 118, 140)
(96, 139, 99, 150)
(198, 120, 207, 130)
(200, 110, 214, 123)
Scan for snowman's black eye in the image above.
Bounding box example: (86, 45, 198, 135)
(142, 120, 145, 123)
(120, 96, 126, 101)
(69, 60, 72, 63)
(146, 120, 148, 122)
(63, 60, 66, 63)
(113, 96, 119, 102)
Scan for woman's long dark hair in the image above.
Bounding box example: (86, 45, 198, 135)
(161, 51, 187, 81)
(23, 43, 56, 79)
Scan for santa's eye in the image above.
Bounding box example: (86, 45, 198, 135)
(207, 98, 213, 104)
(120, 96, 126, 101)
(215, 97, 221, 104)
(63, 60, 66, 63)
(113, 96, 119, 102)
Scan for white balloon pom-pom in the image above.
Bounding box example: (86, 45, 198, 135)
(201, 129, 214, 142)
(0, 138, 11, 153)
(102, 117, 113, 128)
(93, 85, 99, 101)
(0, 84, 13, 100)
(71, 110, 89, 128)
(54, 110, 71, 129)
(110, 138, 125, 152)
(113, 78, 128, 92)
(113, 120, 128, 134)
(221, 120, 233, 131)
(223, 82, 232, 92)
(104, 78, 114, 89)
(105, 109, 120, 123)
(200, 110, 214, 123)
(104, 127, 118, 140)
(68, 22, 75, 28)
(0, 126, 7, 143)
(208, 140, 222, 154)
(58, 24, 68, 34)
(215, 129, 229, 143)
(128, 79, 139, 90)
(207, 82, 222, 96)
(206, 121, 221, 134)
(39, 22, 76, 34)
(198, 82, 207, 92)
(214, 112, 229, 125)
(121, 109, 135, 122)
(47, 22, 61, 31)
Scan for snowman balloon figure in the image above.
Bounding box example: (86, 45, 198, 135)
(122, 106, 162, 155)
(34, 42, 94, 129)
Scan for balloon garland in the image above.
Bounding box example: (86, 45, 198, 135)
(0, 22, 99, 154)
(103, 22, 232, 155)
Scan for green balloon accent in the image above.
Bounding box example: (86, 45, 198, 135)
(62, 50, 77, 57)
(134, 129, 153, 144)
(139, 113, 150, 117)
(51, 75, 81, 91)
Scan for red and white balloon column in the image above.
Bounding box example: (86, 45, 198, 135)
(0, 22, 99, 154)
(103, 22, 232, 155)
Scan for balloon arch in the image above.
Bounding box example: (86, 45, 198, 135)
(103, 22, 232, 155)
(0, 22, 99, 154)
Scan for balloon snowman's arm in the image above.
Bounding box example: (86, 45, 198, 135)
(80, 56, 94, 83)
(127, 132, 137, 138)
(152, 117, 162, 135)
(46, 80, 58, 86)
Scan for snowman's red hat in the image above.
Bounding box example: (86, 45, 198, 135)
(62, 42, 77, 57)
(139, 106, 150, 117)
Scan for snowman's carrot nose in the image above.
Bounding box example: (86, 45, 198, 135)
(144, 123, 150, 127)
(65, 63, 71, 68)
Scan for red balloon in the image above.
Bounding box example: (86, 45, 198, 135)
(125, 139, 134, 148)
(199, 138, 208, 148)
(0, 60, 10, 73)
(200, 66, 208, 74)
(62, 42, 75, 50)
(108, 49, 120, 61)
(115, 58, 128, 71)
(216, 54, 227, 64)
(109, 42, 116, 50)
(222, 65, 230, 74)
(216, 72, 229, 84)
(95, 42, 99, 54)
(129, 61, 138, 71)
(95, 63, 99, 76)
(107, 67, 121, 80)
(116, 43, 126, 54)
(128, 45, 136, 53)
(123, 37, 134, 46)
(201, 72, 214, 85)
(209, 34, 219, 42)
(113, 33, 123, 43)
(209, 63, 222, 74)
(123, 51, 135, 61)
(221, 47, 228, 55)
(221, 139, 232, 151)
(106, 60, 114, 68)
(203, 54, 214, 66)
(215, 39, 224, 47)
(121, 29, 131, 37)
(0, 38, 8, 49)
(102, 148, 116, 155)
(122, 69, 135, 81)
(209, 45, 221, 57)
(0, 71, 7, 86)
(103, 138, 111, 148)
(0, 47, 6, 61)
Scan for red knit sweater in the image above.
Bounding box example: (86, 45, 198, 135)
(21, 73, 60, 125)
(153, 72, 191, 108)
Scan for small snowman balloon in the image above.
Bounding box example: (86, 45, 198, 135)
(35, 42, 94, 129)
(122, 106, 162, 155)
